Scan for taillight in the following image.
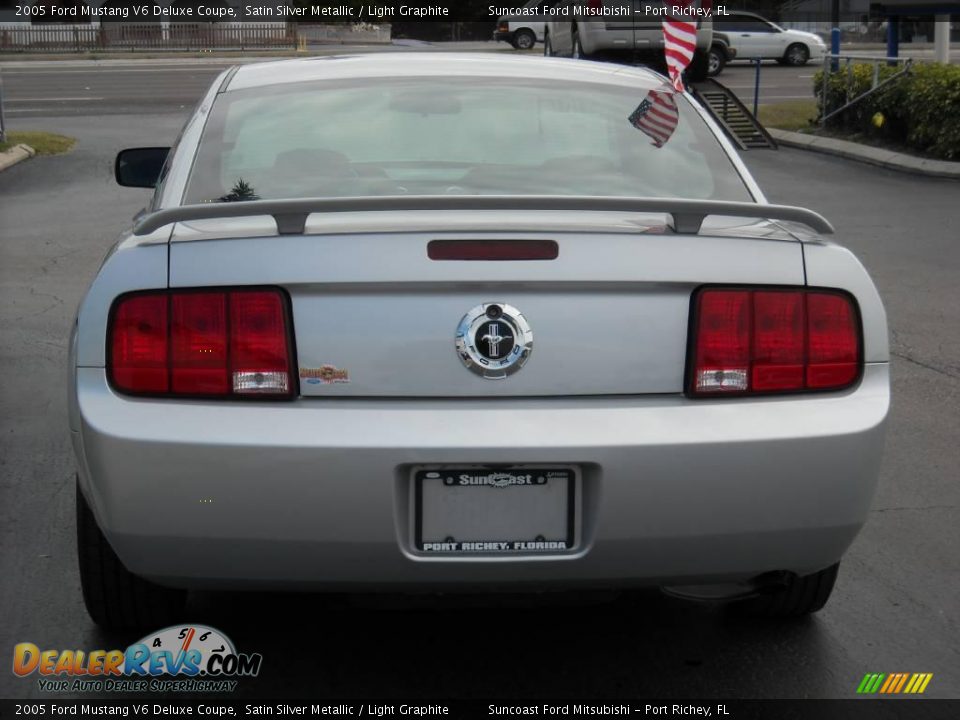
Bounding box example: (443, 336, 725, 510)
(587, 0, 603, 14)
(109, 288, 295, 399)
(111, 294, 169, 394)
(688, 287, 861, 397)
(427, 239, 559, 261)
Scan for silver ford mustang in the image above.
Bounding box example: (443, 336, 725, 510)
(69, 54, 889, 629)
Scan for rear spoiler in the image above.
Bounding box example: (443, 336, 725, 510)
(133, 196, 834, 237)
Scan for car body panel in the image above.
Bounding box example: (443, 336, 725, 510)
(494, 0, 558, 45)
(719, 12, 826, 62)
(712, 31, 737, 61)
(546, 1, 713, 57)
(166, 230, 803, 397)
(803, 240, 889, 362)
(74, 363, 888, 589)
(70, 53, 889, 595)
(73, 237, 169, 368)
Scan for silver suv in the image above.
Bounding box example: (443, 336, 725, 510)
(545, 1, 713, 81)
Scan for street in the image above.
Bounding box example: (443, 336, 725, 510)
(1, 47, 820, 118)
(0, 52, 958, 701)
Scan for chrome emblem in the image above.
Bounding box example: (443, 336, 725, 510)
(456, 303, 533, 379)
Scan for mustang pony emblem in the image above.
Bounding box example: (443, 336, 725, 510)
(481, 323, 506, 358)
(455, 303, 533, 380)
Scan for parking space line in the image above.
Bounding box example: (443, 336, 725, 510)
(7, 97, 107, 102)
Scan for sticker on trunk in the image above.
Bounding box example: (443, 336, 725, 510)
(300, 365, 350, 384)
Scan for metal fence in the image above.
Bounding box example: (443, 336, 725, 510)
(297, 23, 390, 45)
(0, 23, 298, 52)
(819, 53, 913, 127)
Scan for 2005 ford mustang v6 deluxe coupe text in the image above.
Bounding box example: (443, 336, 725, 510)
(69, 54, 889, 629)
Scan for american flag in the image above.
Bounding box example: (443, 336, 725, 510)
(628, 90, 680, 148)
(662, 1, 701, 92)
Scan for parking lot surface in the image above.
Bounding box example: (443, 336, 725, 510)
(0, 76, 957, 699)
(1, 49, 819, 118)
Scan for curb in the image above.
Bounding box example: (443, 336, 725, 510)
(0, 54, 297, 67)
(0, 143, 36, 172)
(768, 129, 960, 179)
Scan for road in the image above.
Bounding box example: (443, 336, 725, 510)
(0, 48, 819, 118)
(0, 63, 958, 701)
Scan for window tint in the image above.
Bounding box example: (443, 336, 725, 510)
(184, 78, 751, 205)
(722, 16, 775, 33)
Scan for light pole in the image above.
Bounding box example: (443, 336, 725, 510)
(0, 73, 6, 145)
(831, 0, 840, 72)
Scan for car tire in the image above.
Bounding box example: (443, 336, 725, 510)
(685, 49, 710, 83)
(77, 480, 187, 630)
(543, 32, 553, 57)
(707, 46, 726, 77)
(514, 29, 536, 50)
(784, 43, 810, 66)
(735, 563, 840, 618)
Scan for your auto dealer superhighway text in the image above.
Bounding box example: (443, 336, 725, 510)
(39, 707, 450, 718)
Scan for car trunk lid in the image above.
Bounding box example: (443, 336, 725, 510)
(168, 213, 803, 397)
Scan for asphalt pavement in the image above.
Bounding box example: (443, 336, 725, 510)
(0, 47, 819, 118)
(0, 69, 958, 701)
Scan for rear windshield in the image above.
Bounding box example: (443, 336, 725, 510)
(184, 77, 752, 204)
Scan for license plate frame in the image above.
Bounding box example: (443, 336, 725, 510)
(412, 465, 579, 555)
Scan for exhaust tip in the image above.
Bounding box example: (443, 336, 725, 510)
(662, 571, 794, 602)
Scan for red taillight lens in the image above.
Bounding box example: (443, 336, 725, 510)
(689, 287, 861, 396)
(692, 290, 750, 393)
(172, 292, 228, 395)
(806, 292, 859, 389)
(752, 291, 804, 391)
(229, 291, 291, 395)
(109, 288, 294, 399)
(110, 294, 169, 394)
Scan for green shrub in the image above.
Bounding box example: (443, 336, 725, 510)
(813, 62, 960, 160)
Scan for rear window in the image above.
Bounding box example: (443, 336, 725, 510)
(184, 77, 752, 204)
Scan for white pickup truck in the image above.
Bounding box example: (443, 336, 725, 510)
(494, 0, 560, 50)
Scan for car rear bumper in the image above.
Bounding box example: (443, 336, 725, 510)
(73, 364, 889, 591)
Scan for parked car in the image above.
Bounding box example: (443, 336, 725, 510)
(494, 0, 560, 49)
(717, 11, 826, 66)
(708, 30, 737, 77)
(73, 53, 888, 629)
(544, 0, 714, 81)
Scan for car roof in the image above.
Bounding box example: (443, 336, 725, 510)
(721, 10, 768, 20)
(226, 53, 672, 93)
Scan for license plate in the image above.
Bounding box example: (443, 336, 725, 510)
(413, 466, 576, 554)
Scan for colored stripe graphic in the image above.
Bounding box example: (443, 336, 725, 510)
(906, 673, 934, 693)
(881, 673, 904, 693)
(857, 673, 933, 694)
(893, 673, 910, 693)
